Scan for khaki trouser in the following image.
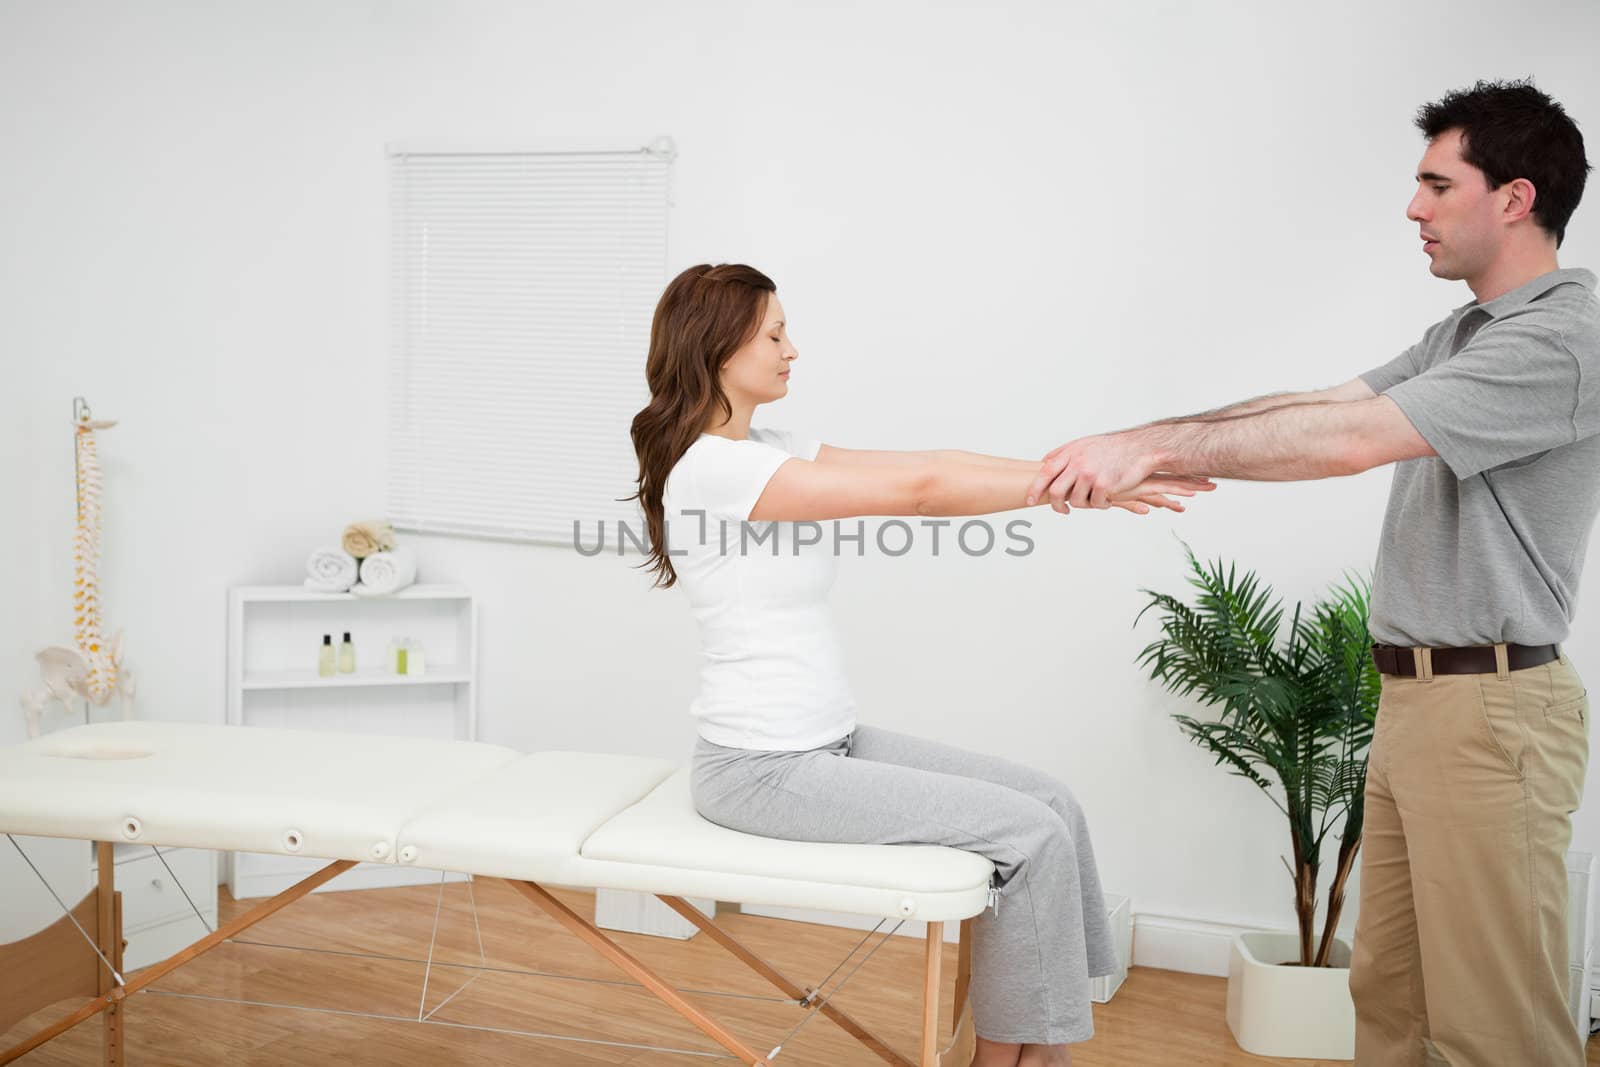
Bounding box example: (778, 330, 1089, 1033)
(1349, 649, 1591, 1066)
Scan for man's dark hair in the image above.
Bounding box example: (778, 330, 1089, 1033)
(1416, 78, 1591, 246)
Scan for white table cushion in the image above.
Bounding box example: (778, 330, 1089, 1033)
(394, 751, 677, 876)
(570, 771, 995, 922)
(1, 724, 995, 923)
(0, 721, 522, 864)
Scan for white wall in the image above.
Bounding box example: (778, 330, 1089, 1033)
(2, 0, 1597, 953)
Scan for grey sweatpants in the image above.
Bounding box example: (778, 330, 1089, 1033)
(690, 724, 1118, 1044)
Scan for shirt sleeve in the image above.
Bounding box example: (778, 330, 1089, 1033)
(1359, 344, 1422, 395)
(690, 437, 797, 522)
(1383, 318, 1581, 479)
(1360, 316, 1459, 395)
(749, 426, 823, 461)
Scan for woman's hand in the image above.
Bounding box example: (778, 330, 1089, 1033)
(1103, 473, 1216, 516)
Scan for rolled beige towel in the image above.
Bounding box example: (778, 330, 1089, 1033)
(342, 519, 396, 560)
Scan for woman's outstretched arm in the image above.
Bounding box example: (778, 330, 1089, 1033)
(749, 448, 1212, 523)
(811, 444, 1212, 515)
(815, 445, 1031, 470)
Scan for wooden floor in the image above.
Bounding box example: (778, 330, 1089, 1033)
(5, 880, 1598, 1066)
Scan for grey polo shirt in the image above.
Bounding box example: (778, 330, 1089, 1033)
(1361, 267, 1600, 648)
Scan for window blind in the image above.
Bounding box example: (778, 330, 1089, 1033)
(387, 140, 673, 546)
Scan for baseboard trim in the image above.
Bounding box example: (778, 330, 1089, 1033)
(1128, 913, 1260, 978)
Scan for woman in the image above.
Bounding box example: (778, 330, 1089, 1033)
(628, 264, 1210, 1067)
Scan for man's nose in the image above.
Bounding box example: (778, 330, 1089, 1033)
(1406, 191, 1428, 223)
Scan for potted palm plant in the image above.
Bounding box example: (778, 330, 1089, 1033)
(1136, 544, 1379, 1059)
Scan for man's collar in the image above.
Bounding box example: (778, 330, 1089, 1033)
(1462, 267, 1597, 320)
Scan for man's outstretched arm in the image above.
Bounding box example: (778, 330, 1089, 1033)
(1026, 388, 1432, 512)
(1144, 376, 1377, 425)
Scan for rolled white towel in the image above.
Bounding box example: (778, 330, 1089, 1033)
(352, 545, 418, 597)
(304, 547, 359, 593)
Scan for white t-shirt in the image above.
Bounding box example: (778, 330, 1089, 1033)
(662, 427, 857, 750)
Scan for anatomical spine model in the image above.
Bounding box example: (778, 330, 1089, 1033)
(20, 400, 136, 737)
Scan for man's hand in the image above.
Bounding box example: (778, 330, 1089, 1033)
(1028, 430, 1188, 514)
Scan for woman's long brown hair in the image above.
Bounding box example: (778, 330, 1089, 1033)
(629, 263, 775, 588)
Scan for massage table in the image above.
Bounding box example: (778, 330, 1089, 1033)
(0, 721, 992, 1065)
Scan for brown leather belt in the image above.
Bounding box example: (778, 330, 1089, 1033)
(1370, 642, 1560, 677)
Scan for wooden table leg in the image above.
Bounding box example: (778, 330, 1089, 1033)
(95, 842, 123, 1067)
(922, 921, 943, 1067)
(944, 918, 974, 1066)
(954, 918, 972, 1032)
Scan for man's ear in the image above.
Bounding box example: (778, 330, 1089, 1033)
(1502, 177, 1539, 226)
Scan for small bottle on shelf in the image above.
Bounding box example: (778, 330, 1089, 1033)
(338, 631, 356, 674)
(317, 634, 335, 677)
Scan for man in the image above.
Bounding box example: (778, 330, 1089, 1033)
(1027, 80, 1594, 1065)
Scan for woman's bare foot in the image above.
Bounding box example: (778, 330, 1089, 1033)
(1017, 1043, 1073, 1067)
(969, 1036, 1022, 1067)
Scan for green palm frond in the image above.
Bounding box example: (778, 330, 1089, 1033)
(1137, 543, 1381, 966)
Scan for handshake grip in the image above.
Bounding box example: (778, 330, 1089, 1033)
(1027, 432, 1217, 514)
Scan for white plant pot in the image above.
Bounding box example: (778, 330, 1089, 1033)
(1225, 930, 1355, 1060)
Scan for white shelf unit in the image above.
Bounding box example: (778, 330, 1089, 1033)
(226, 583, 478, 899)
